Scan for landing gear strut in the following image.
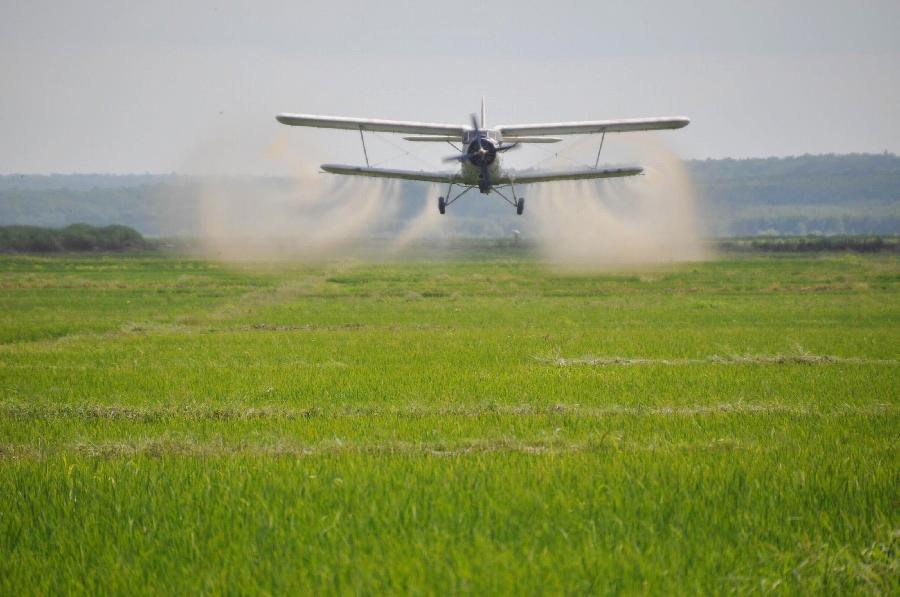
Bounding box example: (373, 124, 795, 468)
(493, 180, 525, 215)
(436, 181, 524, 215)
(437, 182, 473, 215)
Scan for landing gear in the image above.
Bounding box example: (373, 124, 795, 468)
(437, 183, 473, 214)
(436, 182, 524, 214)
(493, 181, 525, 215)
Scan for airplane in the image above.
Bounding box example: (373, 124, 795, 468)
(276, 99, 689, 215)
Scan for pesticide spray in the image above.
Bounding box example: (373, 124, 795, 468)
(525, 134, 708, 269)
(166, 123, 705, 265)
(176, 130, 447, 261)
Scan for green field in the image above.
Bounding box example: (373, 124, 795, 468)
(1, 250, 897, 594)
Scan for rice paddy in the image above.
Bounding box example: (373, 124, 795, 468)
(1, 250, 897, 594)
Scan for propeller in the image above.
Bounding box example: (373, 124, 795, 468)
(441, 111, 516, 193)
(442, 153, 470, 162)
(471, 113, 484, 145)
(445, 114, 482, 160)
(443, 114, 519, 161)
(442, 143, 517, 161)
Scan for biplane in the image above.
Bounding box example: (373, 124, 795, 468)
(276, 99, 688, 214)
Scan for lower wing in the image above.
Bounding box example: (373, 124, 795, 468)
(498, 166, 643, 184)
(403, 135, 563, 144)
(319, 164, 642, 185)
(320, 164, 459, 184)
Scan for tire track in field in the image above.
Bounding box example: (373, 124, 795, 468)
(2, 401, 895, 421)
(1, 422, 894, 460)
(0, 437, 780, 460)
(535, 353, 899, 366)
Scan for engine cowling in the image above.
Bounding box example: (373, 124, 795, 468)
(466, 137, 497, 167)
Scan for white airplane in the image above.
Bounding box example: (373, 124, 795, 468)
(276, 99, 688, 215)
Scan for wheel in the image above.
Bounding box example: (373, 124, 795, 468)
(438, 196, 446, 215)
(516, 197, 524, 215)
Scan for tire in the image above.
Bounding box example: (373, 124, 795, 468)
(438, 197, 446, 215)
(516, 197, 524, 215)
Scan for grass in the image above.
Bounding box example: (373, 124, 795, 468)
(0, 250, 898, 594)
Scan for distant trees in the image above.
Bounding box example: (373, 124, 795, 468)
(689, 153, 900, 205)
(0, 153, 898, 237)
(689, 153, 900, 236)
(716, 235, 898, 253)
(0, 224, 150, 253)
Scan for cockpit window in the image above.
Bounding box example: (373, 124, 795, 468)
(465, 130, 490, 143)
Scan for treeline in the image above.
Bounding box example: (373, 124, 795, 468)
(0, 179, 202, 236)
(689, 153, 900, 205)
(688, 153, 900, 236)
(0, 224, 151, 253)
(1, 153, 898, 237)
(723, 212, 900, 236)
(716, 235, 899, 253)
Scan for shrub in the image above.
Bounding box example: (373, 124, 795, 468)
(0, 224, 151, 253)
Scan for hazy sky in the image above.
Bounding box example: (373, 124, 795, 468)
(2, 0, 898, 174)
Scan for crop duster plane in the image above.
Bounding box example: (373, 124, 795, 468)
(276, 100, 689, 215)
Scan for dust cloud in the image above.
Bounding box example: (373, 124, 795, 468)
(184, 132, 444, 261)
(196, 175, 391, 260)
(526, 135, 709, 269)
(167, 125, 706, 266)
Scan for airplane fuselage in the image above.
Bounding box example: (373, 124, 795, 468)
(460, 129, 502, 192)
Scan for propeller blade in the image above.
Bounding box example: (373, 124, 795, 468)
(497, 143, 520, 152)
(470, 113, 485, 148)
(480, 162, 490, 190)
(442, 153, 470, 163)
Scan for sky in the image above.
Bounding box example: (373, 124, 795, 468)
(1, 0, 899, 174)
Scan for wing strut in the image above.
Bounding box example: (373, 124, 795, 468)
(593, 131, 606, 169)
(358, 128, 370, 167)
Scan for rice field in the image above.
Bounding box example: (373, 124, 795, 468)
(1, 250, 898, 594)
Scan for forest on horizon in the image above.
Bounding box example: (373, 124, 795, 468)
(1, 153, 898, 237)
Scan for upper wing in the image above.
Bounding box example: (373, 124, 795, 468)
(277, 114, 466, 136)
(498, 166, 643, 184)
(320, 164, 459, 184)
(497, 116, 689, 137)
(402, 135, 464, 143)
(403, 135, 563, 144)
